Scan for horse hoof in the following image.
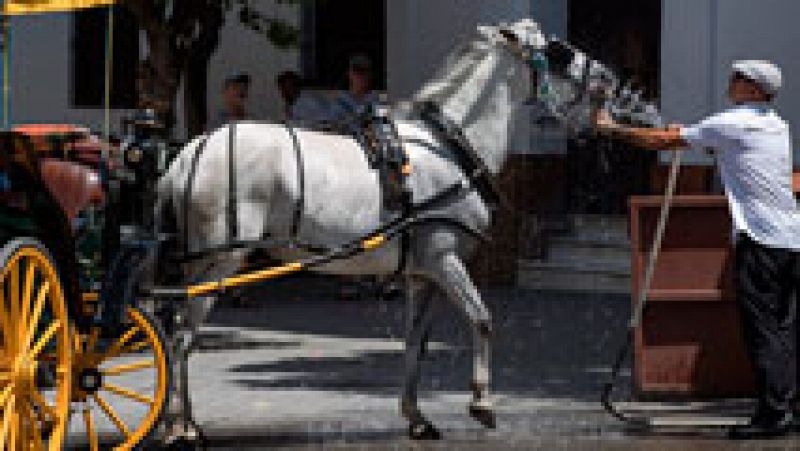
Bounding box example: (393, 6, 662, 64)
(409, 421, 441, 440)
(469, 405, 497, 429)
(161, 422, 205, 450)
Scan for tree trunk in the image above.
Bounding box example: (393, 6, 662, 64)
(184, 53, 210, 137)
(147, 35, 181, 131)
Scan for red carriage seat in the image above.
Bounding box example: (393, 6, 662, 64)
(8, 124, 107, 222)
(39, 159, 104, 221)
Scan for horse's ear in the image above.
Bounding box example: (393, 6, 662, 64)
(477, 24, 501, 43)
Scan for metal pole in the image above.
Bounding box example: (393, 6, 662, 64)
(102, 4, 114, 161)
(3, 12, 11, 129)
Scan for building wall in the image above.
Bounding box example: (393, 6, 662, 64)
(6, 6, 300, 138)
(178, 2, 301, 137)
(661, 0, 800, 164)
(8, 12, 134, 133)
(386, 0, 569, 155)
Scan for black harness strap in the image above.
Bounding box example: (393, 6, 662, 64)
(183, 135, 211, 256)
(227, 122, 239, 243)
(414, 101, 508, 211)
(284, 123, 305, 240)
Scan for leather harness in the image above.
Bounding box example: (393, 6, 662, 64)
(179, 106, 495, 271)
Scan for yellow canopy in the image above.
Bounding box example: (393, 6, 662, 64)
(4, 0, 115, 15)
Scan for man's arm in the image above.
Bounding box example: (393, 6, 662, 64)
(593, 109, 688, 151)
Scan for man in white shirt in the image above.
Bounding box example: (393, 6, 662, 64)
(595, 60, 798, 438)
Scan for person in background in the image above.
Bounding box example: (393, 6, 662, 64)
(276, 70, 302, 121)
(276, 70, 329, 125)
(329, 53, 378, 134)
(210, 72, 251, 130)
(594, 60, 798, 439)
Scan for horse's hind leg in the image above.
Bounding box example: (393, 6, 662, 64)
(429, 253, 496, 429)
(163, 252, 245, 446)
(400, 277, 441, 439)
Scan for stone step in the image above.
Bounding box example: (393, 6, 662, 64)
(547, 237, 631, 263)
(516, 215, 632, 293)
(519, 258, 630, 276)
(569, 214, 629, 232)
(518, 262, 631, 294)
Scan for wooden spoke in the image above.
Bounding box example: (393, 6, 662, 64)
(0, 396, 15, 451)
(20, 401, 44, 451)
(20, 262, 35, 335)
(9, 263, 19, 339)
(23, 281, 49, 352)
(101, 359, 155, 376)
(28, 389, 57, 421)
(85, 328, 99, 355)
(28, 319, 60, 360)
(92, 393, 132, 438)
(0, 384, 12, 408)
(83, 409, 99, 451)
(121, 340, 149, 354)
(102, 326, 140, 361)
(0, 283, 10, 351)
(8, 408, 17, 451)
(102, 383, 154, 406)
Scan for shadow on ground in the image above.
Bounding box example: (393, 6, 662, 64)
(204, 274, 631, 402)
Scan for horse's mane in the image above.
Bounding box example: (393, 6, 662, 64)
(413, 40, 493, 105)
(408, 31, 525, 175)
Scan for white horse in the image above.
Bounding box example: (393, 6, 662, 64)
(156, 19, 558, 442)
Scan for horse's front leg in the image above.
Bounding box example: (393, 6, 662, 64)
(400, 276, 441, 439)
(429, 252, 496, 429)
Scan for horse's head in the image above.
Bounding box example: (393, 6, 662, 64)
(487, 23, 664, 134)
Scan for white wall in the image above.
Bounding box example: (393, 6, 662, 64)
(178, 2, 301, 137)
(6, 6, 300, 139)
(387, 0, 529, 102)
(661, 0, 800, 164)
(386, 0, 569, 154)
(8, 12, 134, 134)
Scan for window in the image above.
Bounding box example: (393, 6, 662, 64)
(301, 0, 386, 90)
(71, 6, 138, 108)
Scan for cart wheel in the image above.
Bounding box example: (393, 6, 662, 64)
(70, 306, 170, 450)
(0, 238, 73, 450)
(70, 307, 170, 451)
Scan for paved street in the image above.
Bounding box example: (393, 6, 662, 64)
(72, 275, 798, 449)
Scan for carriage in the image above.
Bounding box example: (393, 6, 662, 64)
(0, 122, 173, 449)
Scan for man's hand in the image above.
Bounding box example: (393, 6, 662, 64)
(591, 108, 619, 136)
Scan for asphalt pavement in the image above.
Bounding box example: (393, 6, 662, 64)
(70, 274, 800, 449)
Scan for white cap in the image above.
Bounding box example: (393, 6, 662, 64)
(732, 60, 782, 97)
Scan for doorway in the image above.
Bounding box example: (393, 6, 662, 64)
(566, 0, 661, 214)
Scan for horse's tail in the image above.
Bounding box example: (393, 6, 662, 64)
(154, 134, 209, 234)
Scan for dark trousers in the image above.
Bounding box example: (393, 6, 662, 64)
(735, 234, 798, 417)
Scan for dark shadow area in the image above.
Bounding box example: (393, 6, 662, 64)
(206, 279, 632, 402)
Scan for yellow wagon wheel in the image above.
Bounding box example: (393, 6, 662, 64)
(0, 238, 72, 450)
(69, 306, 170, 450)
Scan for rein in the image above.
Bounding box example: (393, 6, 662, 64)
(601, 149, 683, 426)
